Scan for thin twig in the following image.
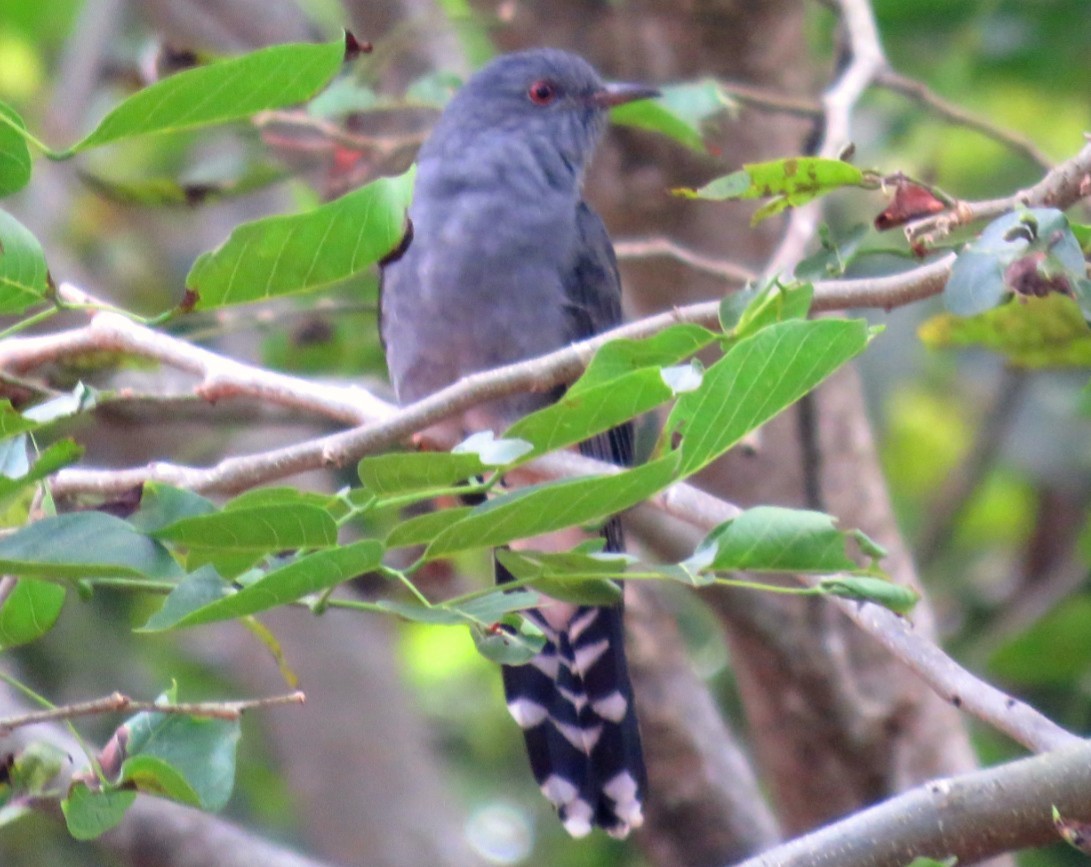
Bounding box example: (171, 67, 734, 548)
(765, 0, 888, 276)
(906, 137, 1091, 244)
(0, 690, 306, 733)
(717, 80, 822, 119)
(876, 68, 1054, 171)
(613, 236, 756, 283)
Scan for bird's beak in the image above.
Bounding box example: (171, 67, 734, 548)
(589, 81, 661, 108)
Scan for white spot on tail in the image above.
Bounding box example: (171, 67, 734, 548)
(567, 608, 598, 642)
(561, 799, 594, 838)
(572, 638, 609, 675)
(554, 719, 602, 753)
(592, 690, 628, 722)
(604, 771, 644, 829)
(557, 686, 587, 712)
(506, 697, 547, 729)
(541, 774, 577, 807)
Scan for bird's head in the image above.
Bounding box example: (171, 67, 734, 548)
(426, 49, 659, 185)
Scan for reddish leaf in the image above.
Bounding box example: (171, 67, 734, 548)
(874, 177, 946, 230)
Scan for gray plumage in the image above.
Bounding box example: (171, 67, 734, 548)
(380, 48, 656, 838)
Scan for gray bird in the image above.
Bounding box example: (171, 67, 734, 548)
(380, 48, 658, 838)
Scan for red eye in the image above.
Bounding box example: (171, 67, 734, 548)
(528, 79, 557, 105)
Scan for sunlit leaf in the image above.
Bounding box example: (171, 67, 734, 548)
(576, 323, 717, 391)
(73, 39, 348, 151)
(0, 579, 65, 649)
(919, 293, 1091, 367)
(677, 157, 866, 224)
(668, 318, 871, 475)
(0, 208, 49, 314)
(186, 167, 414, 308)
(504, 367, 676, 461)
(425, 453, 680, 558)
(358, 450, 487, 495)
(687, 506, 866, 574)
(62, 784, 135, 840)
(611, 80, 735, 152)
(0, 102, 32, 196)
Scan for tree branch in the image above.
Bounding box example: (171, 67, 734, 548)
(733, 740, 1091, 867)
(0, 690, 305, 733)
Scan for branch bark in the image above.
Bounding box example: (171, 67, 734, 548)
(733, 741, 1091, 867)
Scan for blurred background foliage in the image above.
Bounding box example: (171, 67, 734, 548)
(1, 0, 1090, 865)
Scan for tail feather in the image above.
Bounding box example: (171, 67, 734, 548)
(498, 559, 646, 838)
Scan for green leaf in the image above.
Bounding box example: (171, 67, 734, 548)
(677, 157, 866, 224)
(150, 504, 337, 551)
(62, 784, 136, 840)
(919, 293, 1091, 367)
(358, 450, 487, 496)
(139, 565, 229, 631)
(425, 453, 680, 558)
(989, 596, 1091, 686)
(687, 506, 865, 573)
(0, 102, 32, 196)
(0, 579, 65, 649)
(945, 208, 1086, 316)
(903, 858, 957, 867)
(471, 617, 546, 665)
(223, 486, 336, 511)
(129, 483, 217, 534)
(73, 39, 347, 151)
(186, 167, 414, 309)
(142, 540, 384, 629)
(0, 512, 180, 580)
(668, 318, 871, 475)
(78, 163, 286, 207)
(0, 439, 83, 510)
(611, 80, 734, 152)
(819, 575, 919, 615)
(120, 704, 241, 810)
(576, 323, 718, 391)
(725, 280, 815, 338)
(1072, 222, 1091, 254)
(452, 430, 533, 465)
(385, 505, 473, 548)
(0, 400, 38, 438)
(504, 367, 677, 461)
(376, 587, 540, 625)
(6, 742, 66, 795)
(119, 755, 200, 806)
(0, 208, 49, 314)
(496, 548, 626, 605)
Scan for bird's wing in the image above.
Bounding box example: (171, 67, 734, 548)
(565, 201, 633, 474)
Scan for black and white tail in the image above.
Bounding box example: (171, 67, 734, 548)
(499, 561, 646, 837)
